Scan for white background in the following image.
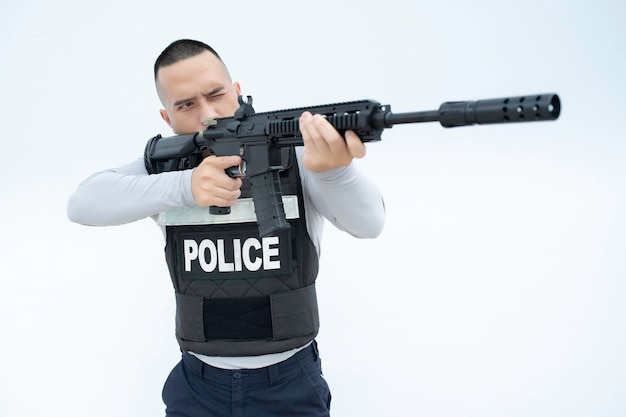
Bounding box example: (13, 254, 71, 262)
(1, 0, 625, 416)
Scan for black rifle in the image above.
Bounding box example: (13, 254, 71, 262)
(145, 93, 561, 236)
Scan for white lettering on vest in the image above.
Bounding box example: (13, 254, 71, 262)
(242, 238, 262, 271)
(183, 237, 281, 273)
(198, 239, 217, 272)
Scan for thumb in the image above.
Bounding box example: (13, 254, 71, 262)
(345, 130, 366, 159)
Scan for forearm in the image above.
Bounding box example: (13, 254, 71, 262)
(67, 158, 195, 226)
(300, 152, 385, 238)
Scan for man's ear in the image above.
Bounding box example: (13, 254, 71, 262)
(159, 109, 172, 127)
(234, 81, 242, 96)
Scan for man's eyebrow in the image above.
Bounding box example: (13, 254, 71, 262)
(172, 87, 225, 108)
(202, 86, 225, 98)
(173, 96, 197, 107)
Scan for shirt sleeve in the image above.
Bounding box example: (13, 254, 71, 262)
(68, 150, 386, 240)
(67, 157, 196, 226)
(296, 148, 385, 239)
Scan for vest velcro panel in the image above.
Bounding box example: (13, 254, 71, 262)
(174, 283, 318, 342)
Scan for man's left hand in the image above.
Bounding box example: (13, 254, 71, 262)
(299, 111, 366, 172)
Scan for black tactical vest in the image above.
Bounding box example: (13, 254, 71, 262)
(161, 148, 320, 356)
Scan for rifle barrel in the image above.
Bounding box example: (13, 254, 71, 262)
(377, 93, 560, 128)
(382, 110, 440, 125)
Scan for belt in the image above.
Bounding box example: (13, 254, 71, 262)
(182, 341, 319, 386)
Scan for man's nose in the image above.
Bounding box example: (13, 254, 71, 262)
(199, 102, 219, 124)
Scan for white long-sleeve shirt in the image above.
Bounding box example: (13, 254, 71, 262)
(67, 146, 385, 369)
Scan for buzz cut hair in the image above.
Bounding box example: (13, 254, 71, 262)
(153, 39, 222, 81)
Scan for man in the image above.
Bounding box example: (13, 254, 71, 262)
(68, 39, 385, 416)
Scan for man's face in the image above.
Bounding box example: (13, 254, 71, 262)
(156, 51, 242, 134)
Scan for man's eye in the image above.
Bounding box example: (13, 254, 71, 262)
(178, 102, 193, 110)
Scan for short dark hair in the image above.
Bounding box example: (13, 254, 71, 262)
(154, 39, 221, 80)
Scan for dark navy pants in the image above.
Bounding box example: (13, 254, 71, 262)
(162, 342, 331, 417)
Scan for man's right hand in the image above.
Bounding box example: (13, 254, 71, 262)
(191, 155, 243, 207)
